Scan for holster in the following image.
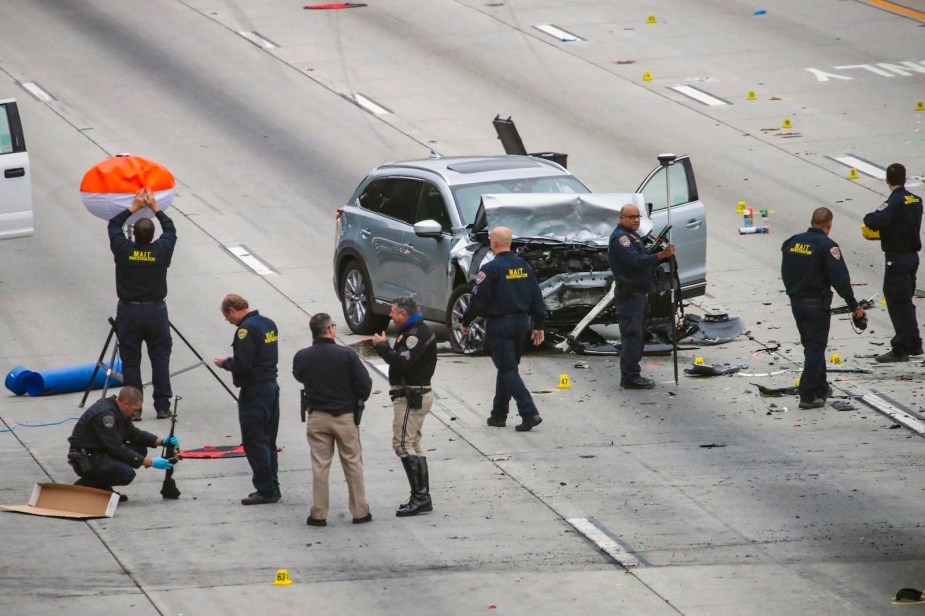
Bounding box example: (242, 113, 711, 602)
(404, 388, 424, 410)
(300, 389, 308, 423)
(354, 400, 365, 426)
(67, 448, 92, 475)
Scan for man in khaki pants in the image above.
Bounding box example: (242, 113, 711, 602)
(372, 297, 438, 517)
(292, 313, 373, 526)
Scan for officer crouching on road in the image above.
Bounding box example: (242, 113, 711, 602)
(67, 386, 177, 502)
(781, 207, 866, 409)
(608, 205, 675, 389)
(862, 163, 923, 363)
(460, 226, 546, 431)
(372, 297, 437, 517)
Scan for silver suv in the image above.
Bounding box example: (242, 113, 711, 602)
(333, 155, 706, 352)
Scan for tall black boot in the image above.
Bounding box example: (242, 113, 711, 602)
(397, 456, 417, 511)
(396, 456, 433, 517)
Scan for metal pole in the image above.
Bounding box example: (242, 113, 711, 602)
(657, 154, 679, 385)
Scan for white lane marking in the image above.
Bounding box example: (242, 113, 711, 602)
(567, 517, 641, 568)
(669, 85, 731, 106)
(225, 245, 276, 276)
(19, 81, 55, 103)
(830, 155, 886, 180)
(859, 393, 925, 435)
(369, 363, 389, 378)
(238, 31, 279, 49)
(350, 93, 392, 116)
(532, 24, 584, 42)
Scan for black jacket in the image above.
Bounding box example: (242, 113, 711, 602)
(222, 310, 279, 388)
(781, 227, 858, 310)
(108, 209, 177, 302)
(462, 250, 547, 328)
(374, 316, 437, 387)
(863, 186, 923, 254)
(608, 224, 659, 295)
(292, 338, 372, 415)
(68, 396, 158, 468)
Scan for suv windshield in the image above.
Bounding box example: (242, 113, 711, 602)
(452, 175, 590, 224)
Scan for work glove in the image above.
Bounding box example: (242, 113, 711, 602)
(162, 435, 179, 448)
(151, 457, 173, 470)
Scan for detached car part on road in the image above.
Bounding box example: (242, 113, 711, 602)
(333, 155, 707, 353)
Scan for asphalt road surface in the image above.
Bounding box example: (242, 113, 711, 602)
(1, 1, 924, 614)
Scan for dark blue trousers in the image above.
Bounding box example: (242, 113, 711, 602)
(238, 381, 280, 496)
(74, 442, 147, 490)
(617, 293, 647, 382)
(487, 315, 539, 420)
(883, 253, 922, 355)
(791, 297, 831, 403)
(117, 301, 172, 413)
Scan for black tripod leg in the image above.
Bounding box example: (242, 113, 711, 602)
(79, 318, 118, 408)
(169, 320, 238, 402)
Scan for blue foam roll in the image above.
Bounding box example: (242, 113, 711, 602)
(5, 365, 33, 396)
(22, 359, 123, 397)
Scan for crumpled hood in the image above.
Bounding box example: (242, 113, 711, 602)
(479, 193, 651, 245)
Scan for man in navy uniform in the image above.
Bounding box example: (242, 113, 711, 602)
(213, 294, 281, 505)
(863, 163, 923, 362)
(782, 207, 866, 409)
(608, 204, 675, 389)
(460, 226, 546, 432)
(67, 386, 177, 501)
(109, 189, 177, 420)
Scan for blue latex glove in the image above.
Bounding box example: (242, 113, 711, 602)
(151, 457, 173, 470)
(162, 435, 179, 448)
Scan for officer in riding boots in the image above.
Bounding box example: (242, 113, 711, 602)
(372, 297, 437, 517)
(863, 163, 923, 362)
(781, 207, 866, 409)
(108, 189, 177, 421)
(608, 205, 675, 389)
(67, 386, 177, 502)
(460, 226, 546, 431)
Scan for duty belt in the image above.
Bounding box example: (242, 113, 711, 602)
(390, 386, 431, 393)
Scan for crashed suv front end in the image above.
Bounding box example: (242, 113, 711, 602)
(449, 193, 649, 351)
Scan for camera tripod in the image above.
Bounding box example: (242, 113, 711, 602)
(79, 317, 238, 408)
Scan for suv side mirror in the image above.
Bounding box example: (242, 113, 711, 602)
(646, 202, 653, 216)
(414, 220, 444, 238)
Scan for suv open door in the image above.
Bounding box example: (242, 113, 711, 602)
(637, 155, 706, 298)
(0, 98, 33, 239)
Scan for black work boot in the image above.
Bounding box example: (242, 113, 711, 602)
(397, 456, 417, 510)
(396, 456, 433, 517)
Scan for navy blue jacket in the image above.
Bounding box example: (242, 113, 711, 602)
(68, 396, 158, 468)
(608, 224, 658, 295)
(461, 250, 546, 329)
(863, 187, 922, 254)
(781, 227, 858, 310)
(222, 310, 279, 388)
(108, 209, 177, 302)
(292, 338, 372, 416)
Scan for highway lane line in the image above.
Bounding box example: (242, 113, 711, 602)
(830, 155, 886, 180)
(238, 31, 279, 49)
(857, 392, 925, 435)
(669, 85, 731, 106)
(566, 517, 641, 569)
(349, 93, 392, 116)
(532, 24, 584, 42)
(368, 363, 389, 378)
(225, 245, 277, 276)
(18, 81, 56, 103)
